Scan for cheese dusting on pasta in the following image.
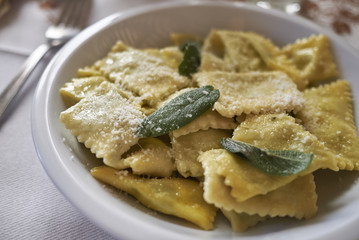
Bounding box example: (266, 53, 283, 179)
(60, 30, 359, 232)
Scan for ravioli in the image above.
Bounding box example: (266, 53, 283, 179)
(194, 71, 304, 118)
(233, 113, 339, 172)
(171, 129, 232, 178)
(202, 30, 269, 72)
(297, 80, 359, 170)
(122, 138, 175, 177)
(199, 149, 318, 220)
(221, 210, 267, 232)
(60, 81, 145, 168)
(59, 30, 358, 233)
(206, 113, 339, 202)
(76, 66, 102, 77)
(91, 166, 217, 230)
(200, 51, 236, 72)
(97, 42, 190, 107)
(267, 34, 338, 90)
(170, 33, 202, 46)
(239, 31, 279, 65)
(143, 46, 184, 69)
(171, 109, 237, 138)
(59, 76, 107, 106)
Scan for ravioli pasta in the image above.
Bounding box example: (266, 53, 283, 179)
(171, 128, 232, 178)
(60, 81, 145, 169)
(296, 80, 359, 171)
(60, 29, 359, 232)
(96, 41, 190, 108)
(199, 150, 317, 219)
(194, 71, 304, 118)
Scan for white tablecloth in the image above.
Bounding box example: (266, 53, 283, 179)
(1, 1, 358, 239)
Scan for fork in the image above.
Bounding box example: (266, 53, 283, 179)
(0, 0, 91, 118)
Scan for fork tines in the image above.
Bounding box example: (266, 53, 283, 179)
(56, 0, 92, 28)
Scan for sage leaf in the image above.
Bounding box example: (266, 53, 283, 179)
(179, 40, 201, 52)
(136, 85, 220, 138)
(178, 41, 201, 78)
(220, 138, 313, 176)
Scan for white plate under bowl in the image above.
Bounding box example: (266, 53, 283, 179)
(32, 1, 359, 240)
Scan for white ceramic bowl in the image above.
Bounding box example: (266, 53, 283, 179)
(32, 1, 359, 239)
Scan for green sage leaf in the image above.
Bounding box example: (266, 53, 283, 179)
(220, 138, 313, 176)
(136, 85, 220, 138)
(178, 41, 201, 78)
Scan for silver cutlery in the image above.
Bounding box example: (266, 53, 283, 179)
(0, 0, 92, 118)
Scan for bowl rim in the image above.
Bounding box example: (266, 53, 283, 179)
(31, 1, 359, 240)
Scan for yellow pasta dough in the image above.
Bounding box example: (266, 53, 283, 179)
(91, 166, 217, 230)
(267, 34, 338, 90)
(233, 113, 339, 171)
(239, 31, 280, 65)
(59, 76, 107, 106)
(59, 30, 359, 233)
(60, 81, 145, 168)
(171, 128, 232, 178)
(297, 80, 359, 170)
(143, 46, 184, 69)
(202, 30, 269, 72)
(199, 149, 292, 201)
(170, 33, 202, 46)
(76, 66, 102, 77)
(200, 149, 318, 219)
(198, 113, 338, 202)
(200, 51, 236, 72)
(171, 109, 237, 138)
(121, 138, 175, 177)
(221, 210, 267, 232)
(97, 42, 190, 107)
(194, 71, 304, 118)
(236, 174, 318, 219)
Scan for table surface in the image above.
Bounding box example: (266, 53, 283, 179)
(1, 0, 359, 239)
